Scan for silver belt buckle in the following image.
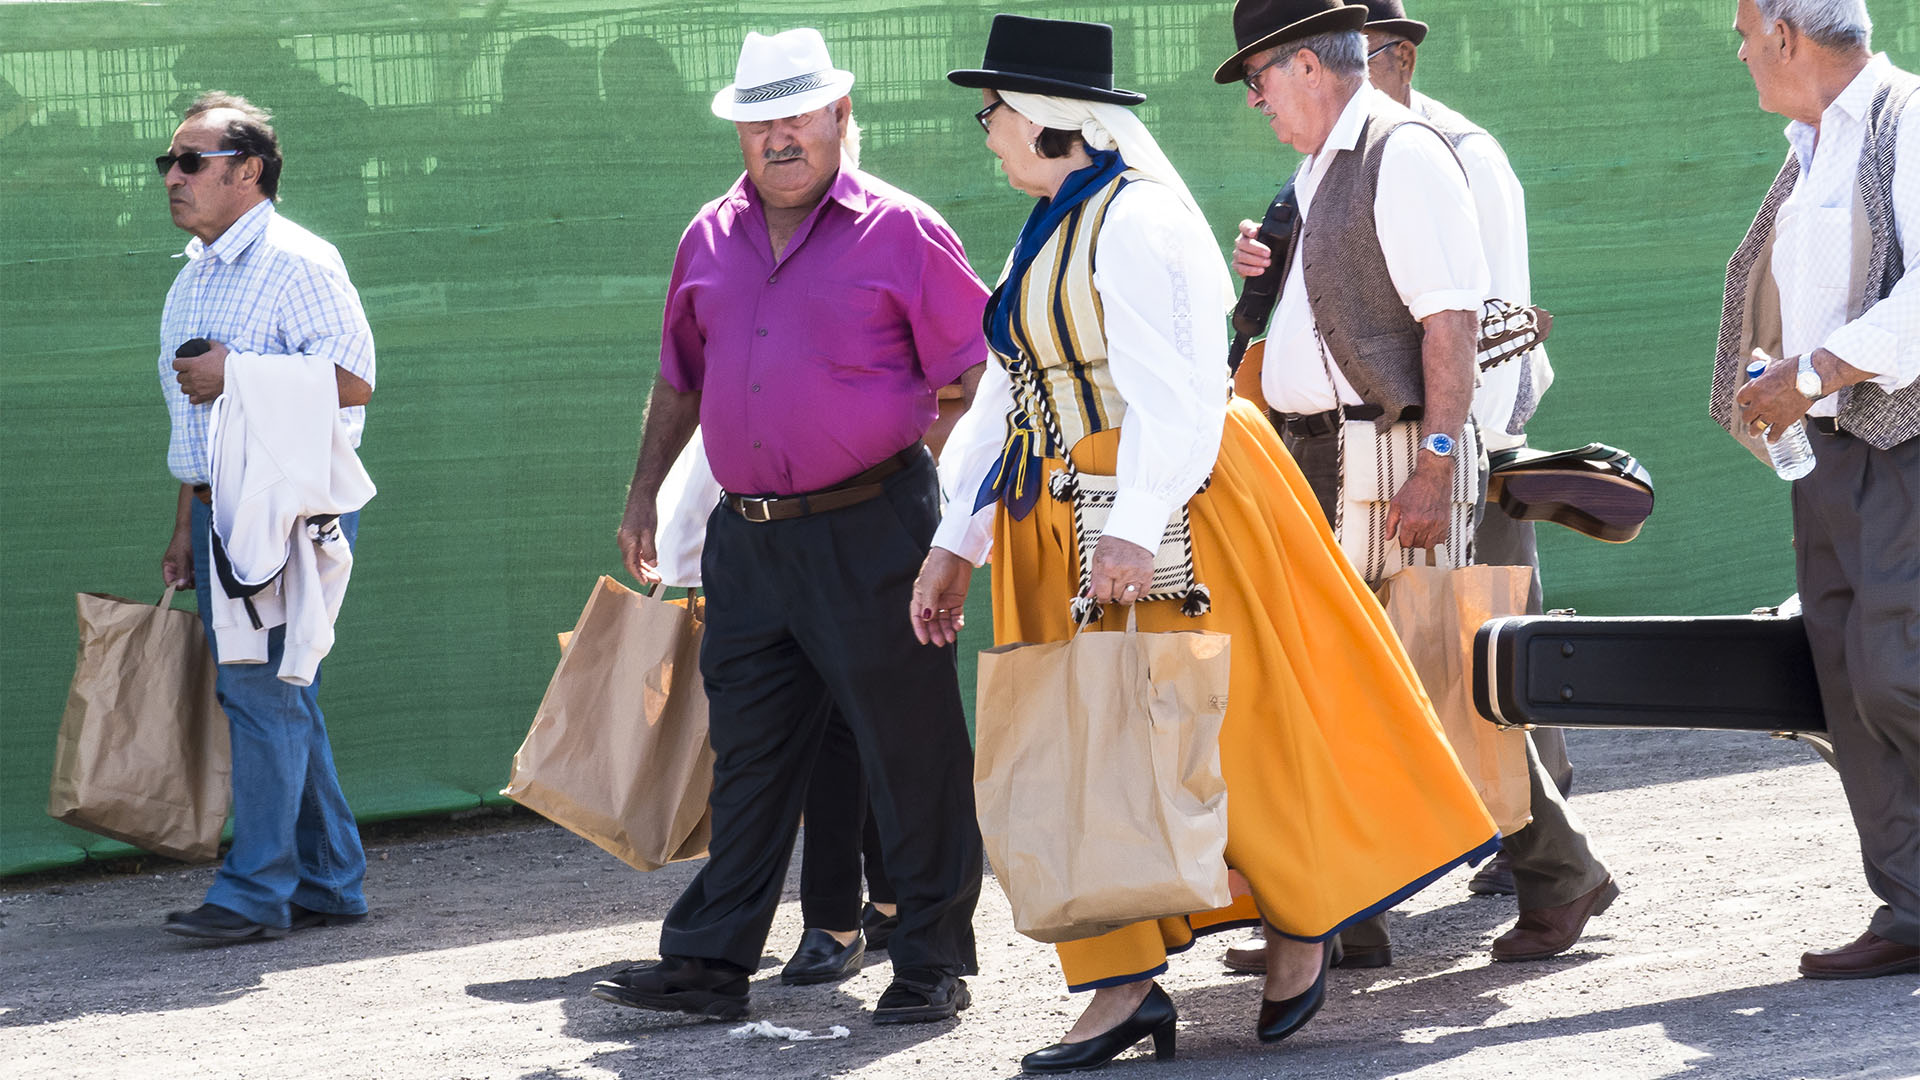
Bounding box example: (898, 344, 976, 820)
(737, 496, 775, 523)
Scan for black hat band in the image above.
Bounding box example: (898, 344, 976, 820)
(735, 71, 833, 104)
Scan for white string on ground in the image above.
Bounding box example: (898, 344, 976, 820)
(727, 1020, 851, 1041)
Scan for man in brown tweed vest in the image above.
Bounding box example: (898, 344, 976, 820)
(1214, 0, 1619, 973)
(1717, 0, 1919, 981)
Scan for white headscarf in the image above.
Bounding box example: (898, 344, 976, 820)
(1000, 90, 1234, 301)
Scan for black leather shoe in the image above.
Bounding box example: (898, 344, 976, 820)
(1468, 851, 1517, 897)
(782, 928, 865, 985)
(862, 902, 900, 953)
(289, 903, 368, 930)
(1257, 940, 1332, 1044)
(873, 969, 970, 1024)
(1021, 982, 1177, 1073)
(590, 955, 750, 1020)
(162, 903, 288, 942)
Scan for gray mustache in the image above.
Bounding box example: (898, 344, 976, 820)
(762, 147, 804, 163)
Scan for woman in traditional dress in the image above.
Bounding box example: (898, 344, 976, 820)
(909, 15, 1499, 1074)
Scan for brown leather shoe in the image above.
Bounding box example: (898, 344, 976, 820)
(1222, 936, 1267, 974)
(1490, 877, 1618, 961)
(1334, 913, 1391, 968)
(1798, 930, 1920, 980)
(1224, 935, 1359, 974)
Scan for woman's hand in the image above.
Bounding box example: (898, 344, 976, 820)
(911, 547, 973, 646)
(1088, 535, 1153, 605)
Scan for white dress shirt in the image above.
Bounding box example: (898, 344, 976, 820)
(1774, 54, 1920, 417)
(932, 180, 1232, 565)
(1413, 91, 1556, 452)
(1262, 83, 1490, 415)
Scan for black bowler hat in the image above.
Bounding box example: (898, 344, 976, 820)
(1361, 0, 1429, 47)
(948, 14, 1146, 106)
(1211, 0, 1369, 85)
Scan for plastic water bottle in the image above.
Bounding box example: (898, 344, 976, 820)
(1746, 359, 1816, 481)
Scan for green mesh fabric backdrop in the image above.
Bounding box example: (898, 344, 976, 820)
(4, 1, 1915, 875)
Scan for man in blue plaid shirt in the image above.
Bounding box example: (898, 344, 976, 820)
(156, 91, 377, 943)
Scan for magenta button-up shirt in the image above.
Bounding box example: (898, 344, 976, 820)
(658, 168, 989, 496)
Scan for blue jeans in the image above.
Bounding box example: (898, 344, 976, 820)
(190, 498, 367, 927)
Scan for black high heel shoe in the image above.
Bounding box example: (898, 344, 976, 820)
(1256, 938, 1332, 1044)
(1021, 982, 1177, 1073)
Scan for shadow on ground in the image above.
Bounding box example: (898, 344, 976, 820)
(0, 825, 703, 1029)
(1558, 728, 1824, 796)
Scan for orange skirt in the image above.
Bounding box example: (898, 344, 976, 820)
(989, 398, 1497, 990)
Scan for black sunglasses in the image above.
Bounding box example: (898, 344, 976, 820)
(974, 99, 1006, 131)
(155, 149, 243, 176)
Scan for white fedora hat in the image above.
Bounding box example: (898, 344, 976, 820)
(711, 28, 855, 122)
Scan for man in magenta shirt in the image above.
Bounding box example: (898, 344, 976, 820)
(597, 28, 988, 1025)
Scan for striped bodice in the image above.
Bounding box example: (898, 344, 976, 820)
(995, 169, 1142, 456)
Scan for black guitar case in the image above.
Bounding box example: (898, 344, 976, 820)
(1473, 608, 1827, 739)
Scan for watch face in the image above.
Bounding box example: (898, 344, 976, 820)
(1424, 433, 1455, 456)
(1797, 370, 1822, 399)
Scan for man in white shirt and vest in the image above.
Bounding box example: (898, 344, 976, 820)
(1217, 0, 1619, 970)
(1357, 0, 1616, 955)
(1719, 0, 1919, 981)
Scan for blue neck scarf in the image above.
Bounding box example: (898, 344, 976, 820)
(976, 150, 1126, 519)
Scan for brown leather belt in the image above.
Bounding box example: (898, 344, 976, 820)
(192, 483, 212, 505)
(723, 442, 924, 523)
(1809, 417, 1845, 436)
(1273, 403, 1422, 439)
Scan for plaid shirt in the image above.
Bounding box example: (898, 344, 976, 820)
(159, 200, 374, 484)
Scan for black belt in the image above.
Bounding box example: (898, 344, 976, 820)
(1272, 404, 1421, 439)
(723, 442, 924, 523)
(1809, 417, 1845, 436)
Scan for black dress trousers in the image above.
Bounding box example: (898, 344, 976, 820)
(800, 709, 896, 930)
(659, 450, 981, 976)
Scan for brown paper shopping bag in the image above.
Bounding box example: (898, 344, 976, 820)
(1376, 562, 1533, 835)
(46, 588, 230, 862)
(502, 576, 713, 870)
(974, 610, 1233, 944)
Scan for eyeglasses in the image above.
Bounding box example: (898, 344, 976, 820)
(974, 99, 1006, 131)
(1244, 54, 1290, 92)
(154, 149, 243, 176)
(1367, 40, 1400, 62)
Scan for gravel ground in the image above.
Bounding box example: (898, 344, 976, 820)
(3, 729, 1916, 1080)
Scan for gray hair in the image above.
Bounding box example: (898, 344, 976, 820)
(843, 112, 861, 169)
(1756, 0, 1872, 51)
(1276, 30, 1368, 78)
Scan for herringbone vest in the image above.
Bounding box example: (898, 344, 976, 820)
(1711, 67, 1920, 451)
(1299, 93, 1464, 426)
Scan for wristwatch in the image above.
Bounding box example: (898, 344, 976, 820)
(1796, 353, 1825, 402)
(1420, 432, 1456, 458)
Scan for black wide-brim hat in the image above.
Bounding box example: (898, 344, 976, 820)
(1361, 0, 1429, 46)
(949, 14, 1146, 106)
(1212, 0, 1370, 85)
